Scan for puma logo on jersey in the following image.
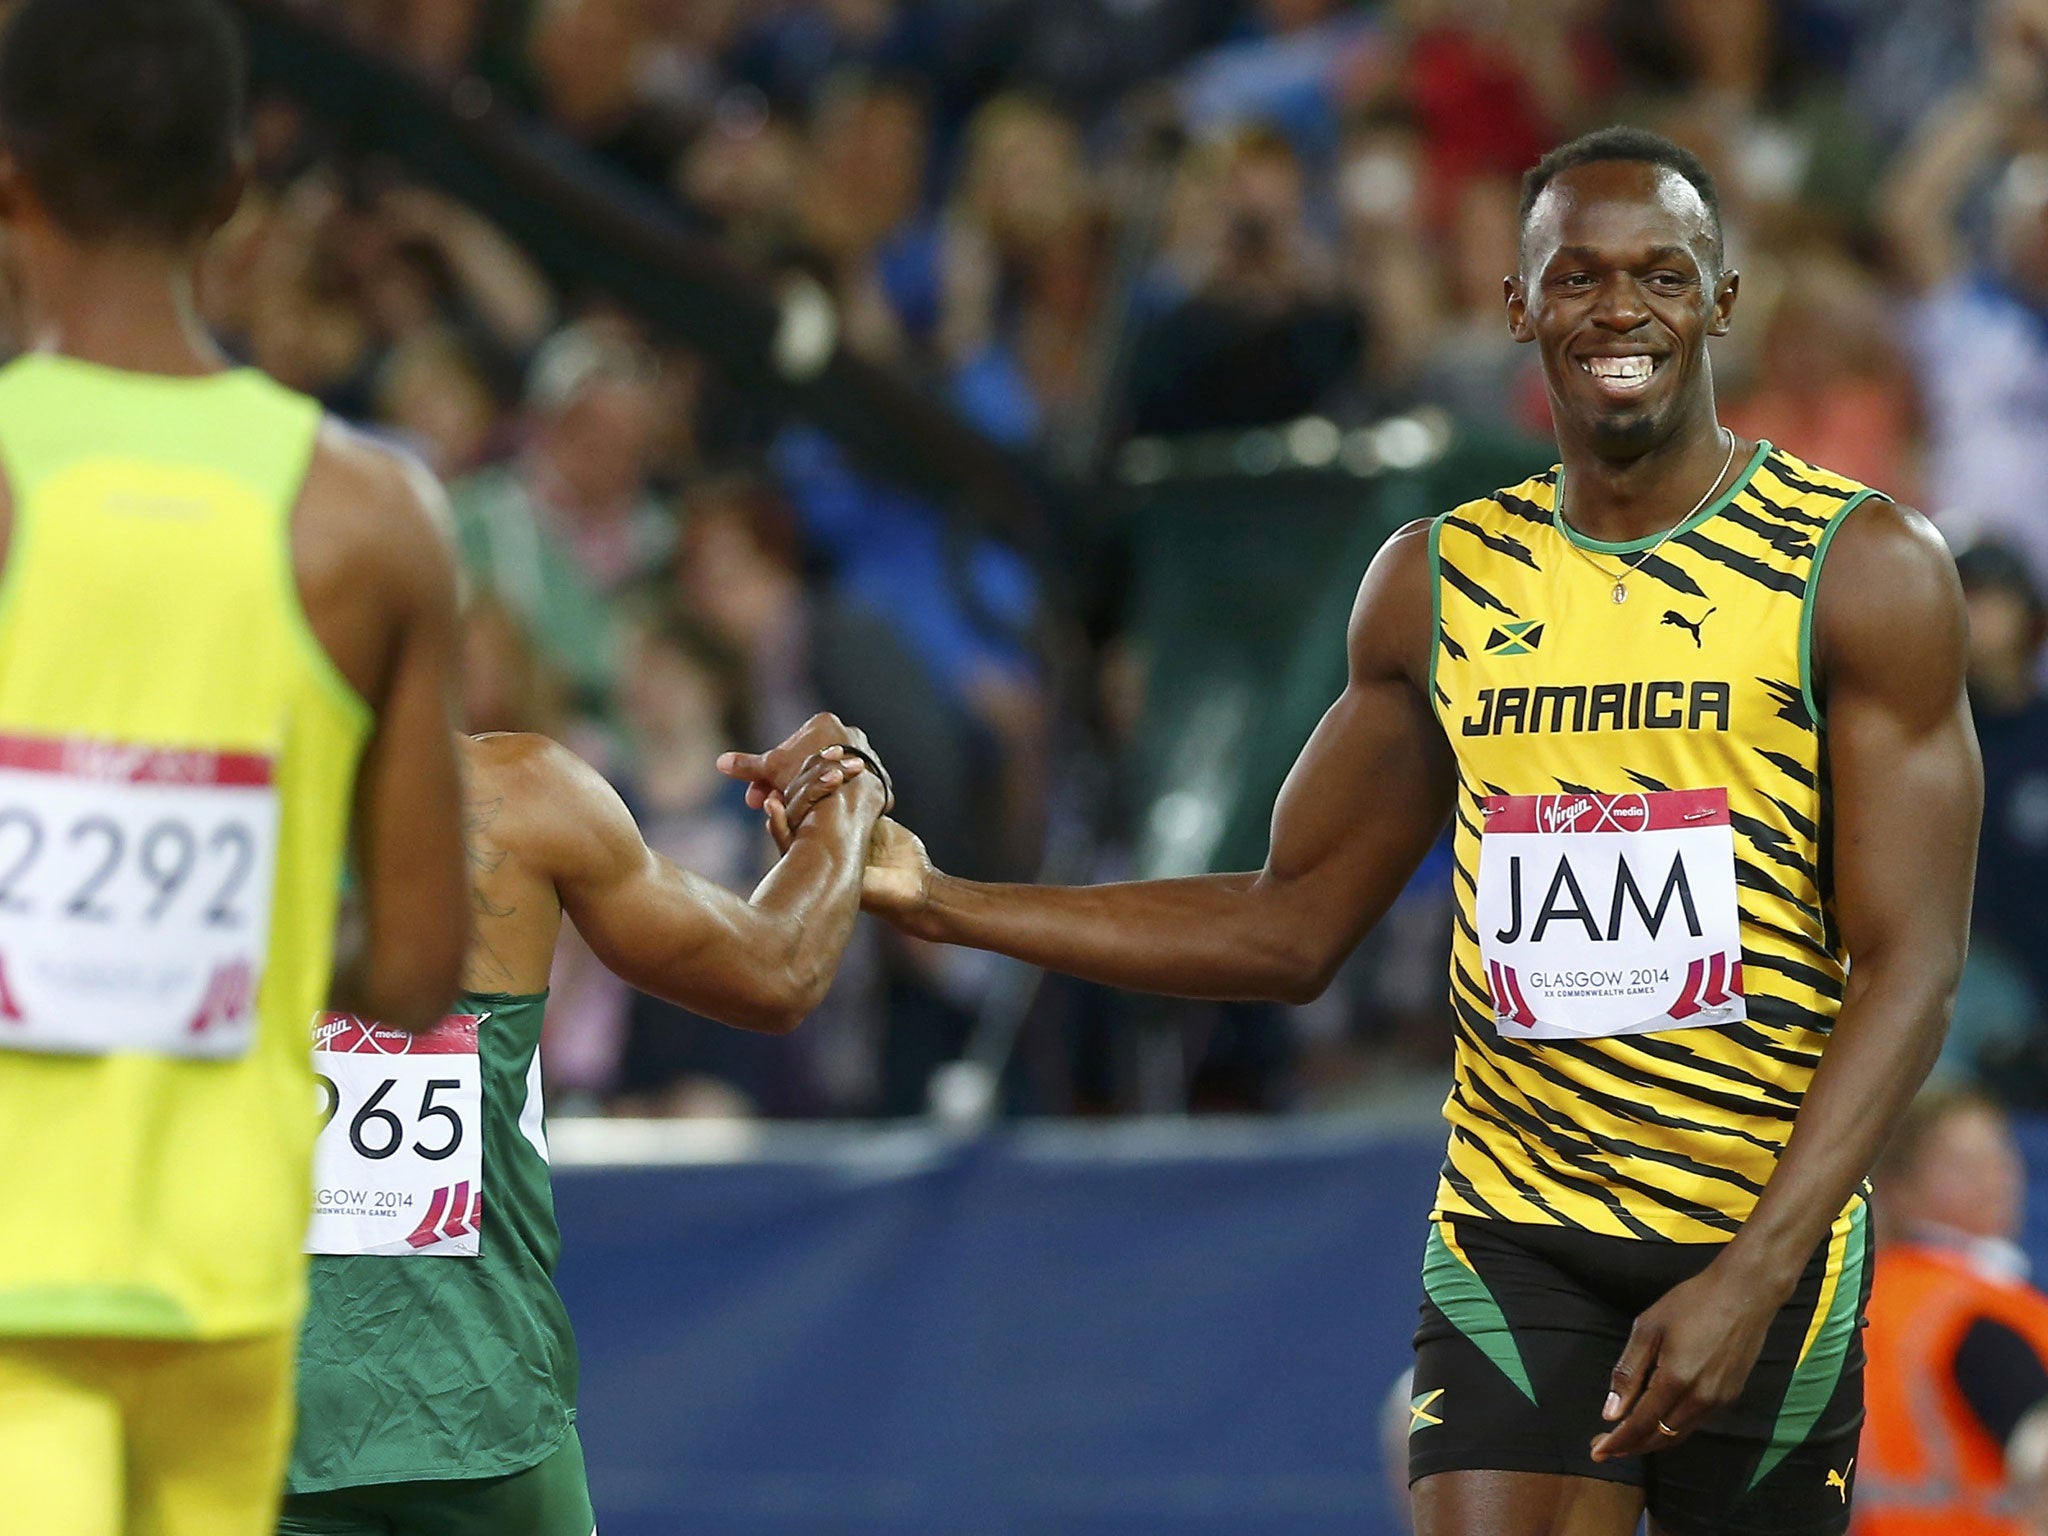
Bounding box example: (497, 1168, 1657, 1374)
(1826, 1459, 1853, 1502)
(1409, 1388, 1445, 1433)
(1661, 607, 1715, 647)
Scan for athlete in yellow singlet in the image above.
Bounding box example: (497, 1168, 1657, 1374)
(736, 127, 1983, 1536)
(0, 4, 469, 1534)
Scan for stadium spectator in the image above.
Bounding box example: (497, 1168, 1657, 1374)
(1331, 106, 1442, 413)
(525, 0, 683, 187)
(1179, 0, 1382, 166)
(947, 0, 1235, 128)
(938, 94, 1106, 443)
(1719, 247, 1919, 499)
(1947, 544, 2048, 1095)
(1379, 0, 1594, 228)
(725, 0, 946, 120)
(1127, 123, 1360, 433)
(372, 328, 503, 478)
(676, 90, 807, 261)
(451, 319, 674, 716)
(1860, 1088, 2048, 1531)
(795, 72, 937, 359)
(1412, 171, 1549, 431)
(1881, 0, 2048, 585)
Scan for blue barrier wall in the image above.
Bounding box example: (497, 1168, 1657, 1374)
(554, 1119, 2048, 1536)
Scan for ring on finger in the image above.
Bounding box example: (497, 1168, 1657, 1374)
(1655, 1420, 1679, 1437)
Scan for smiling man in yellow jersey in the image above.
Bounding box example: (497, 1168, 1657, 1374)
(736, 126, 1983, 1536)
(0, 3, 470, 1535)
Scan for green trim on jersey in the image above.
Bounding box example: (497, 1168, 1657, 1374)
(1552, 439, 1773, 554)
(1427, 513, 1447, 722)
(1796, 490, 1881, 728)
(1423, 1220, 1536, 1404)
(289, 991, 577, 1493)
(1751, 1199, 1869, 1487)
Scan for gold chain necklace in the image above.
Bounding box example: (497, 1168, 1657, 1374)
(1554, 429, 1738, 605)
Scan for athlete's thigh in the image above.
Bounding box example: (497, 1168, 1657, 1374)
(1414, 1469, 1645, 1536)
(0, 1338, 122, 1536)
(126, 1331, 298, 1536)
(387, 1429, 596, 1536)
(1640, 1205, 1870, 1536)
(1409, 1218, 1643, 1489)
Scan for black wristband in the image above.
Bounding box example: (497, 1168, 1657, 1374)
(836, 743, 893, 811)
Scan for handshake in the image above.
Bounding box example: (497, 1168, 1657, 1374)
(716, 712, 933, 925)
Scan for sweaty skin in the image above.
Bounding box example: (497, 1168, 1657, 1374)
(740, 160, 1982, 1536)
(0, 150, 470, 1032)
(454, 719, 884, 1031)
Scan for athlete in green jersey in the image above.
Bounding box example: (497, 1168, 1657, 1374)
(280, 717, 888, 1536)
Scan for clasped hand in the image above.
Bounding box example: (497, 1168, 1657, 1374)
(716, 714, 932, 918)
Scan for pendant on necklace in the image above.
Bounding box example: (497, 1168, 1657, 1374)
(1612, 583, 1629, 605)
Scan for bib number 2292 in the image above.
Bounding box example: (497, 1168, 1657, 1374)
(0, 733, 279, 1060)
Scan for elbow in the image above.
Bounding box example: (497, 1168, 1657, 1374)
(1270, 956, 1341, 1007)
(1254, 930, 1346, 1006)
(726, 996, 811, 1037)
(363, 930, 467, 1035)
(730, 962, 830, 1037)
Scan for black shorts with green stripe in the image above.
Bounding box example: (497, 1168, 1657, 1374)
(1408, 1203, 1871, 1536)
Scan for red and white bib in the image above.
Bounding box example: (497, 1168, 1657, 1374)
(307, 1012, 484, 1258)
(1476, 789, 1745, 1040)
(0, 732, 279, 1059)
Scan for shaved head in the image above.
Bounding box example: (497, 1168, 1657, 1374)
(1519, 125, 1723, 277)
(1520, 160, 1722, 283)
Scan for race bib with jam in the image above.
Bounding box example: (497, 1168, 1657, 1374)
(0, 732, 279, 1059)
(308, 1012, 483, 1258)
(1476, 789, 1745, 1041)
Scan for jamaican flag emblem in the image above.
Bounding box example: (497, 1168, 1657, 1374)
(1484, 620, 1545, 656)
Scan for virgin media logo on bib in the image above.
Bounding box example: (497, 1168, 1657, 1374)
(1476, 788, 1746, 1041)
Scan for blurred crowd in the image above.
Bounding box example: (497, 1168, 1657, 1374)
(147, 0, 2048, 1118)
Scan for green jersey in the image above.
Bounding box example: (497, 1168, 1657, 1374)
(288, 991, 577, 1492)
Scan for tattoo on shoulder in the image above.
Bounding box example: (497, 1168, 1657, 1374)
(463, 796, 516, 920)
(463, 797, 508, 875)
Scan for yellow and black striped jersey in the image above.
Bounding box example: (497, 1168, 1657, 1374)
(1428, 440, 1883, 1242)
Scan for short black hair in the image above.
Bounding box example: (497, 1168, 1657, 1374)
(0, 0, 245, 244)
(1519, 125, 1724, 271)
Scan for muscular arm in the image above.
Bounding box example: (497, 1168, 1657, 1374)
(812, 522, 1454, 1003)
(1728, 502, 1978, 1289)
(1596, 501, 1980, 1458)
(512, 737, 886, 1034)
(298, 428, 469, 1032)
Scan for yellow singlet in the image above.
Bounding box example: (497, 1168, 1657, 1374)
(1430, 440, 1881, 1242)
(0, 354, 368, 1340)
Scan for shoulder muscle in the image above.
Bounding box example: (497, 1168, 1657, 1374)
(1813, 500, 1966, 727)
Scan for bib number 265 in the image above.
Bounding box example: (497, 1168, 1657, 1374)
(307, 1013, 485, 1259)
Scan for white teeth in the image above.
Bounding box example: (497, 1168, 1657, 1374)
(1585, 357, 1655, 383)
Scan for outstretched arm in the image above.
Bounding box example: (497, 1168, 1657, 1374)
(727, 522, 1455, 1004)
(511, 733, 885, 1035)
(1594, 501, 1980, 1459)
